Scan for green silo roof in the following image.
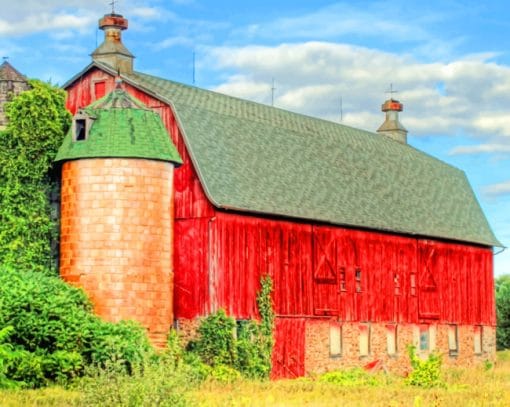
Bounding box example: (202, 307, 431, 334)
(55, 88, 182, 165)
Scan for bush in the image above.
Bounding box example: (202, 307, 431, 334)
(496, 275, 510, 350)
(0, 267, 153, 388)
(405, 345, 445, 388)
(319, 368, 379, 386)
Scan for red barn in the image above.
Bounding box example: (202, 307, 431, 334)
(60, 13, 500, 377)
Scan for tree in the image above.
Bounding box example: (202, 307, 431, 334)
(0, 79, 70, 274)
(496, 274, 510, 350)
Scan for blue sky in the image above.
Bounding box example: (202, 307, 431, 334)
(1, 0, 509, 276)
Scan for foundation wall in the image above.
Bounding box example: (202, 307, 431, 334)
(60, 158, 174, 346)
(305, 320, 496, 375)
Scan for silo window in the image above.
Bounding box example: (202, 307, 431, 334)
(75, 119, 87, 141)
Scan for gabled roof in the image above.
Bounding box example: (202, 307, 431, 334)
(55, 87, 182, 165)
(64, 62, 501, 247)
(0, 61, 27, 82)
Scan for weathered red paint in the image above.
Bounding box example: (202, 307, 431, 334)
(65, 66, 496, 379)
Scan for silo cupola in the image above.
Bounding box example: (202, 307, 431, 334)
(91, 12, 134, 74)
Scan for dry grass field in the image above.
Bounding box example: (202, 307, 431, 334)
(1, 351, 509, 406)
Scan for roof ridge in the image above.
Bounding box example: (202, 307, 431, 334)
(130, 70, 379, 137)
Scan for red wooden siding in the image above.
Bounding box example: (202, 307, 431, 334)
(271, 318, 306, 379)
(199, 213, 495, 325)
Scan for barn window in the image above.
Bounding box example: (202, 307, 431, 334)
(474, 325, 483, 354)
(72, 110, 95, 142)
(448, 325, 459, 356)
(339, 267, 347, 292)
(410, 273, 417, 296)
(355, 267, 362, 293)
(94, 81, 106, 99)
(386, 324, 397, 355)
(359, 323, 370, 356)
(329, 323, 342, 358)
(419, 325, 429, 351)
(394, 274, 400, 296)
(75, 119, 86, 141)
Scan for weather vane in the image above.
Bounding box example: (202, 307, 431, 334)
(385, 83, 398, 100)
(2, 56, 8, 62)
(109, 0, 116, 14)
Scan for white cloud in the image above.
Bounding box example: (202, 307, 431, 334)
(484, 181, 510, 197)
(450, 144, 510, 155)
(202, 41, 510, 143)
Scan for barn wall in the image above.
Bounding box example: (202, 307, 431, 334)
(207, 213, 495, 326)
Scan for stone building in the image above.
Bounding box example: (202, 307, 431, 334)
(0, 60, 30, 129)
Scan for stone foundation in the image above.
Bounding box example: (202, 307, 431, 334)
(305, 320, 496, 375)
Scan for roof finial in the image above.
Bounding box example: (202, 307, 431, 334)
(109, 0, 116, 14)
(385, 83, 398, 100)
(2, 56, 8, 62)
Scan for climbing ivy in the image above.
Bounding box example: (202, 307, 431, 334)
(0, 79, 71, 274)
(191, 275, 275, 379)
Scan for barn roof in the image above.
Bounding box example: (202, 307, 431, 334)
(65, 62, 501, 247)
(55, 87, 182, 165)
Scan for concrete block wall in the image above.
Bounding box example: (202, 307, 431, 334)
(60, 158, 174, 347)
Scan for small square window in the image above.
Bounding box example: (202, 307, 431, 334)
(474, 325, 483, 355)
(355, 267, 362, 293)
(75, 119, 87, 141)
(359, 323, 370, 356)
(329, 324, 342, 358)
(448, 325, 458, 356)
(419, 325, 429, 351)
(387, 324, 397, 355)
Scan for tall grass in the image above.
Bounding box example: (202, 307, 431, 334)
(1, 351, 510, 406)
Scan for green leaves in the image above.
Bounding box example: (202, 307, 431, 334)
(0, 79, 71, 274)
(0, 268, 153, 388)
(406, 345, 445, 388)
(190, 275, 275, 380)
(496, 275, 510, 350)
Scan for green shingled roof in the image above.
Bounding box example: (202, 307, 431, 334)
(55, 88, 182, 164)
(63, 63, 501, 247)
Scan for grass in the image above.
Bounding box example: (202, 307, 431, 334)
(1, 351, 510, 406)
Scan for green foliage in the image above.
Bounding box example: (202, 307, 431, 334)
(406, 345, 445, 388)
(318, 368, 379, 386)
(496, 274, 510, 350)
(191, 309, 237, 367)
(0, 79, 71, 274)
(191, 275, 275, 380)
(0, 326, 19, 389)
(79, 357, 194, 407)
(0, 267, 153, 388)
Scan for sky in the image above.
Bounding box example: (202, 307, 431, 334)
(1, 0, 509, 276)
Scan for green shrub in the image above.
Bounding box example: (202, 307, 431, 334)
(190, 276, 275, 380)
(0, 326, 19, 389)
(319, 368, 379, 386)
(406, 345, 445, 388)
(190, 309, 237, 367)
(0, 267, 153, 388)
(496, 275, 510, 350)
(79, 356, 194, 406)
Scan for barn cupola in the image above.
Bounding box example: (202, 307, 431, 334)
(91, 12, 134, 74)
(377, 98, 408, 144)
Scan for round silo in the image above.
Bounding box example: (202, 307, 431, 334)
(55, 87, 182, 346)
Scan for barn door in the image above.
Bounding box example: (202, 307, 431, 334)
(418, 243, 440, 319)
(312, 227, 339, 316)
(271, 318, 305, 379)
